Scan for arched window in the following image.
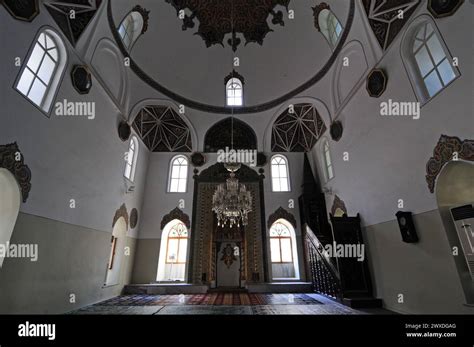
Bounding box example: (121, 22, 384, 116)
(322, 139, 334, 181)
(318, 9, 343, 49)
(156, 220, 189, 282)
(124, 136, 139, 182)
(404, 20, 460, 103)
(168, 155, 188, 193)
(271, 155, 290, 192)
(269, 219, 299, 280)
(15, 29, 67, 114)
(226, 78, 243, 106)
(117, 9, 146, 51)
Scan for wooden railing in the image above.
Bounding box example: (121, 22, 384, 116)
(304, 224, 342, 300)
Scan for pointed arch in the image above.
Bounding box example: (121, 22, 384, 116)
(204, 118, 257, 153)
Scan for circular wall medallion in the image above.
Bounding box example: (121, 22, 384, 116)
(366, 68, 387, 98)
(257, 153, 267, 167)
(118, 121, 131, 141)
(130, 208, 138, 229)
(428, 0, 464, 18)
(330, 121, 343, 141)
(71, 65, 92, 94)
(191, 152, 206, 167)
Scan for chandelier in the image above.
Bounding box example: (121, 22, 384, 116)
(212, 163, 252, 228)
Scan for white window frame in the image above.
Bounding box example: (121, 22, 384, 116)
(124, 136, 139, 182)
(117, 11, 144, 51)
(322, 139, 334, 181)
(401, 17, 460, 105)
(168, 155, 188, 193)
(271, 154, 291, 192)
(14, 28, 67, 115)
(226, 78, 243, 106)
(318, 9, 343, 49)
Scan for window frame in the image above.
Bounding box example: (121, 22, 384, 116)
(124, 136, 139, 183)
(167, 155, 189, 193)
(321, 138, 334, 182)
(270, 154, 291, 192)
(318, 9, 343, 50)
(226, 77, 243, 107)
(164, 222, 188, 264)
(269, 222, 294, 264)
(14, 28, 68, 117)
(401, 17, 460, 106)
(117, 10, 145, 51)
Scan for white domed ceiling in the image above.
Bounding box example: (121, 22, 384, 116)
(109, 0, 354, 114)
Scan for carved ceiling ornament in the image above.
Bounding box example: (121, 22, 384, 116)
(132, 105, 192, 152)
(361, 0, 420, 51)
(267, 207, 297, 229)
(44, 0, 103, 46)
(160, 207, 191, 230)
(166, 0, 291, 51)
(112, 203, 129, 229)
(426, 135, 474, 193)
(0, 143, 32, 203)
(331, 195, 347, 216)
(272, 103, 327, 152)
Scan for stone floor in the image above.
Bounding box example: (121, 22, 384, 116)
(71, 293, 393, 315)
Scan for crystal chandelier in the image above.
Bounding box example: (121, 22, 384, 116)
(212, 163, 252, 228)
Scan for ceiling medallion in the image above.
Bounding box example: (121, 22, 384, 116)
(166, 0, 291, 51)
(212, 164, 252, 228)
(272, 103, 327, 152)
(132, 106, 192, 152)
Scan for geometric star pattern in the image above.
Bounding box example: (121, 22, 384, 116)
(271, 103, 326, 152)
(132, 106, 192, 152)
(44, 0, 103, 46)
(361, 0, 420, 50)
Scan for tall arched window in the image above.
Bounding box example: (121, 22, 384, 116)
(156, 220, 189, 282)
(269, 219, 299, 280)
(168, 155, 188, 193)
(322, 139, 334, 181)
(271, 155, 290, 192)
(318, 9, 343, 49)
(124, 136, 139, 182)
(226, 78, 243, 106)
(403, 19, 459, 104)
(15, 29, 67, 114)
(117, 8, 147, 51)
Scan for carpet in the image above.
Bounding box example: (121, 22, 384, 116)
(96, 293, 322, 306)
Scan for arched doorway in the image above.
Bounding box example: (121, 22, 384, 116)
(104, 217, 127, 286)
(156, 219, 189, 282)
(269, 219, 300, 280)
(0, 169, 21, 268)
(436, 161, 474, 304)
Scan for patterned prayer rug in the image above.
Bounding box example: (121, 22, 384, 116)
(95, 293, 322, 306)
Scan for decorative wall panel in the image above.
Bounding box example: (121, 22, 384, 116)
(160, 207, 190, 229)
(426, 135, 474, 193)
(44, 0, 103, 46)
(112, 203, 129, 229)
(362, 0, 420, 51)
(132, 106, 192, 152)
(272, 103, 327, 152)
(0, 143, 32, 203)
